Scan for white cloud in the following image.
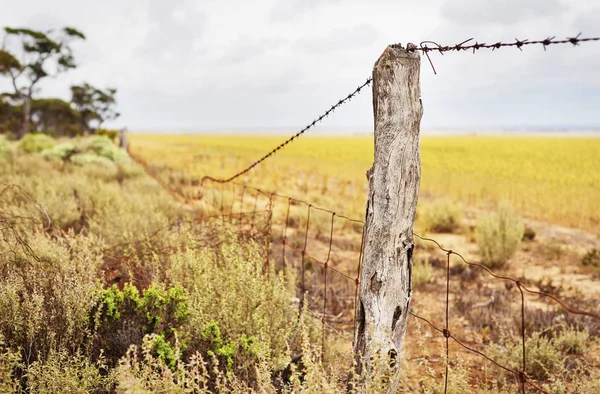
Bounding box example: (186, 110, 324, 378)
(0, 0, 598, 131)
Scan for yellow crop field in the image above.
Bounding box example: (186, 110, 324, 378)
(129, 134, 600, 235)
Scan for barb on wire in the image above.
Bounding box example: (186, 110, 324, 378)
(413, 34, 600, 73)
(201, 78, 372, 184)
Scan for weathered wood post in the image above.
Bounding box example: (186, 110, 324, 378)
(119, 127, 128, 152)
(352, 43, 422, 393)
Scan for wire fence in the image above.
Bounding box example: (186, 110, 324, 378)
(126, 32, 600, 392)
(128, 151, 600, 393)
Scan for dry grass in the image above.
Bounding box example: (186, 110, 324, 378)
(1, 134, 599, 393)
(129, 134, 600, 235)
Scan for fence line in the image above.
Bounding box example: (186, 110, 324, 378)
(126, 151, 600, 393)
(195, 33, 600, 184)
(122, 32, 600, 393)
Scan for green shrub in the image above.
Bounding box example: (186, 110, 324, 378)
(475, 201, 524, 268)
(81, 135, 129, 163)
(18, 133, 55, 153)
(486, 325, 589, 384)
(114, 333, 255, 393)
(91, 282, 189, 366)
(70, 152, 117, 168)
(41, 142, 78, 160)
(554, 325, 589, 355)
(421, 200, 463, 233)
(168, 227, 298, 375)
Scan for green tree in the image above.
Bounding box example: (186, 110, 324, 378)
(31, 98, 82, 137)
(0, 26, 85, 139)
(70, 82, 120, 132)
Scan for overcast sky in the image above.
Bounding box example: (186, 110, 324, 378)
(1, 0, 599, 133)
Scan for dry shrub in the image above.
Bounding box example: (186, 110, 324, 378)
(475, 201, 524, 268)
(420, 200, 463, 233)
(0, 135, 11, 159)
(0, 230, 105, 366)
(412, 257, 432, 287)
(168, 224, 298, 375)
(581, 249, 600, 269)
(26, 349, 114, 394)
(0, 334, 20, 393)
(486, 325, 590, 382)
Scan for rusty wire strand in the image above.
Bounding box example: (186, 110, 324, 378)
(200, 78, 372, 184)
(120, 154, 600, 392)
(413, 234, 600, 319)
(409, 312, 549, 394)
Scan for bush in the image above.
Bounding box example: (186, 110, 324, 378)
(487, 331, 563, 381)
(421, 200, 462, 233)
(41, 142, 78, 160)
(412, 257, 432, 287)
(0, 135, 11, 159)
(554, 325, 589, 355)
(522, 225, 536, 241)
(18, 133, 55, 153)
(475, 201, 524, 268)
(0, 231, 105, 369)
(96, 128, 119, 141)
(486, 325, 589, 383)
(91, 282, 190, 366)
(70, 153, 117, 168)
(581, 249, 600, 269)
(168, 227, 298, 376)
(0, 334, 20, 393)
(81, 135, 129, 163)
(25, 349, 114, 393)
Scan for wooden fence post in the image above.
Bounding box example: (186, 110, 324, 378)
(119, 127, 128, 151)
(352, 43, 422, 393)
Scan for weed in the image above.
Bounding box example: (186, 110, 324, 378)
(421, 200, 463, 233)
(581, 249, 600, 268)
(412, 258, 432, 287)
(475, 201, 524, 268)
(522, 225, 536, 241)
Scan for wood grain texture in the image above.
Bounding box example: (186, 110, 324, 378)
(352, 44, 422, 393)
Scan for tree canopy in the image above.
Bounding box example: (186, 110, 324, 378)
(0, 25, 122, 138)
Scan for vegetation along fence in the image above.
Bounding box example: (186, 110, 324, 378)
(128, 34, 600, 394)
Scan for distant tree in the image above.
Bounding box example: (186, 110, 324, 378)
(70, 82, 120, 132)
(31, 98, 82, 137)
(0, 26, 85, 139)
(0, 94, 21, 134)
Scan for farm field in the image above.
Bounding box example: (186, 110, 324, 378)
(129, 132, 600, 391)
(1, 132, 599, 393)
(129, 134, 600, 236)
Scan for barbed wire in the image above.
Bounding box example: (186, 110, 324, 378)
(414, 33, 600, 54)
(409, 34, 600, 74)
(123, 31, 600, 391)
(200, 33, 600, 181)
(200, 78, 372, 184)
